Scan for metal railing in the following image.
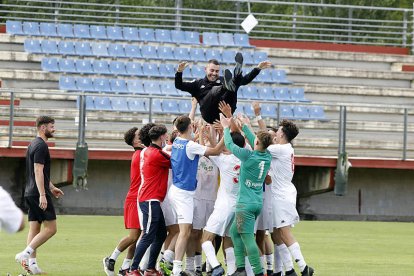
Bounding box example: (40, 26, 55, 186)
(0, 0, 412, 50)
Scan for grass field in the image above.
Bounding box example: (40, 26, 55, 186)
(1, 216, 414, 276)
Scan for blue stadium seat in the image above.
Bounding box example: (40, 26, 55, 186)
(6, 20, 24, 35)
(274, 87, 291, 101)
(159, 63, 175, 78)
(261, 104, 277, 118)
(189, 48, 205, 62)
(94, 78, 112, 93)
(272, 69, 292, 84)
(255, 69, 273, 83)
(107, 26, 123, 41)
(203, 32, 220, 46)
(74, 24, 91, 39)
(109, 61, 127, 75)
(110, 79, 128, 93)
(160, 81, 178, 96)
(90, 25, 107, 40)
(123, 27, 140, 41)
(124, 44, 142, 59)
(173, 47, 190, 61)
(139, 28, 156, 42)
(40, 22, 58, 37)
(92, 60, 110, 75)
(244, 103, 255, 117)
(58, 58, 77, 73)
(253, 51, 268, 63)
(243, 86, 260, 100)
(163, 99, 180, 114)
(40, 40, 58, 55)
(57, 23, 74, 38)
(41, 57, 59, 72)
(125, 62, 144, 76)
(293, 105, 310, 120)
(85, 96, 95, 110)
(205, 49, 222, 62)
(185, 31, 200, 45)
(280, 105, 294, 119)
(218, 33, 235, 47)
(158, 46, 175, 60)
(94, 96, 112, 110)
(243, 52, 255, 65)
(24, 39, 42, 53)
(191, 66, 205, 79)
(75, 59, 93, 74)
(178, 99, 192, 114)
(58, 41, 75, 55)
(75, 41, 93, 56)
(289, 87, 309, 102)
(108, 44, 126, 58)
(308, 106, 326, 120)
(151, 99, 163, 113)
(91, 43, 110, 57)
(128, 98, 148, 112)
(237, 86, 247, 99)
(141, 45, 158, 60)
(171, 30, 187, 44)
(257, 86, 275, 100)
(111, 97, 129, 111)
(222, 50, 236, 64)
(76, 77, 95, 92)
(143, 81, 161, 95)
(155, 29, 172, 43)
(23, 22, 40, 36)
(233, 33, 254, 48)
(142, 63, 161, 77)
(127, 80, 144, 94)
(59, 76, 77, 91)
(182, 66, 193, 79)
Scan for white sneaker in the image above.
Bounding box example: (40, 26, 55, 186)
(15, 251, 30, 271)
(28, 264, 47, 275)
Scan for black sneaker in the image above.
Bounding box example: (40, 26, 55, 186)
(271, 273, 282, 276)
(229, 270, 247, 276)
(234, 52, 243, 77)
(195, 269, 203, 276)
(211, 265, 224, 276)
(301, 266, 314, 276)
(285, 269, 298, 276)
(103, 257, 116, 276)
(224, 69, 236, 92)
(118, 268, 129, 276)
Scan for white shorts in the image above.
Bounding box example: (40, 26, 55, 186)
(169, 185, 195, 224)
(204, 204, 235, 237)
(193, 198, 215, 230)
(271, 197, 300, 229)
(161, 193, 178, 227)
(255, 187, 273, 232)
(0, 186, 23, 234)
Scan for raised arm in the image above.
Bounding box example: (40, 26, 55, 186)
(252, 101, 267, 131)
(189, 97, 198, 121)
(175, 61, 198, 93)
(220, 114, 251, 161)
(241, 60, 272, 85)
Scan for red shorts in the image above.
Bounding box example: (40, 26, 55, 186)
(124, 200, 140, 229)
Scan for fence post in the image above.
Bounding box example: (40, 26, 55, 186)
(77, 94, 87, 147)
(348, 8, 353, 43)
(115, 0, 120, 25)
(402, 10, 407, 47)
(338, 105, 347, 154)
(403, 108, 408, 160)
(149, 97, 153, 123)
(175, 0, 183, 30)
(8, 92, 14, 148)
(292, 4, 297, 39)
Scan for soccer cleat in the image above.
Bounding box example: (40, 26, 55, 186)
(15, 251, 30, 272)
(211, 265, 225, 276)
(144, 268, 163, 276)
(266, 270, 273, 276)
(194, 269, 203, 276)
(127, 270, 144, 276)
(103, 257, 116, 276)
(271, 273, 282, 276)
(179, 272, 191, 276)
(301, 266, 314, 276)
(27, 264, 47, 275)
(224, 69, 236, 93)
(118, 268, 130, 276)
(229, 270, 247, 276)
(285, 269, 297, 276)
(159, 259, 173, 276)
(234, 52, 243, 77)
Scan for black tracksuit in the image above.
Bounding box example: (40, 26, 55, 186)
(175, 68, 261, 124)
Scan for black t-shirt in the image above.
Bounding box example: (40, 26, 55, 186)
(25, 137, 51, 197)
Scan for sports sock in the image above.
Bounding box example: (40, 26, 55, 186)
(265, 253, 273, 272)
(206, 259, 212, 272)
(110, 248, 121, 261)
(195, 252, 202, 271)
(273, 245, 283, 273)
(23, 246, 34, 256)
(121, 258, 132, 270)
(172, 260, 183, 276)
(202, 241, 220, 268)
(185, 256, 195, 271)
(140, 247, 150, 270)
(288, 242, 307, 272)
(29, 258, 37, 266)
(277, 244, 293, 271)
(164, 249, 175, 263)
(224, 247, 237, 275)
(245, 257, 254, 276)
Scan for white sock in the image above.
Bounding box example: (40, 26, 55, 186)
(164, 249, 175, 263)
(23, 246, 34, 256)
(173, 260, 183, 276)
(277, 244, 293, 271)
(224, 247, 236, 275)
(260, 255, 266, 273)
(206, 258, 212, 272)
(245, 257, 254, 276)
(195, 253, 202, 270)
(121, 258, 132, 270)
(273, 245, 283, 273)
(29, 258, 37, 266)
(140, 247, 151, 270)
(266, 254, 273, 272)
(202, 241, 220, 268)
(110, 248, 121, 261)
(288, 242, 307, 272)
(186, 256, 195, 271)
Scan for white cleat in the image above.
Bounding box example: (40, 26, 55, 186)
(28, 264, 47, 275)
(15, 252, 30, 272)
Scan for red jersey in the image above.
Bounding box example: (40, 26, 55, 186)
(125, 149, 142, 202)
(138, 144, 171, 202)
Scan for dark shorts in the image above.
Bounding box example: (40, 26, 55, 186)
(25, 195, 56, 223)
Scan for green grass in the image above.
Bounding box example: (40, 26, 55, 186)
(1, 216, 414, 275)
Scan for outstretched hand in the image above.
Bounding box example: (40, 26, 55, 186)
(257, 60, 272, 70)
(237, 113, 250, 126)
(218, 101, 232, 118)
(252, 101, 261, 116)
(177, 61, 189, 72)
(220, 113, 232, 129)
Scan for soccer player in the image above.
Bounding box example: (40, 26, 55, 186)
(219, 113, 272, 276)
(15, 116, 64, 275)
(175, 54, 271, 124)
(103, 124, 153, 276)
(169, 115, 225, 276)
(0, 186, 25, 233)
(127, 125, 171, 276)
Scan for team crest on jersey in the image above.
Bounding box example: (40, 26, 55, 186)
(200, 85, 205, 89)
(216, 79, 221, 83)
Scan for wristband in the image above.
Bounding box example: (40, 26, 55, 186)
(256, 115, 262, 120)
(40, 194, 46, 196)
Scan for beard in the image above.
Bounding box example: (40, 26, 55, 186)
(45, 130, 54, 138)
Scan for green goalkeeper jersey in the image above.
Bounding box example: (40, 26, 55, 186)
(224, 125, 272, 205)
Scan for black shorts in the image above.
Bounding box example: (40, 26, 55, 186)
(25, 195, 56, 223)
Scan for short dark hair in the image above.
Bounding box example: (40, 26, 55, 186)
(169, 129, 179, 144)
(149, 125, 168, 141)
(256, 130, 273, 150)
(124, 127, 138, 146)
(139, 123, 156, 147)
(279, 119, 299, 142)
(267, 126, 278, 133)
(36, 116, 54, 128)
(174, 115, 192, 133)
(208, 59, 220, 66)
(231, 132, 245, 148)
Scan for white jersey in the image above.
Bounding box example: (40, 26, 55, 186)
(209, 153, 241, 208)
(267, 143, 297, 202)
(195, 156, 218, 201)
(0, 186, 23, 234)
